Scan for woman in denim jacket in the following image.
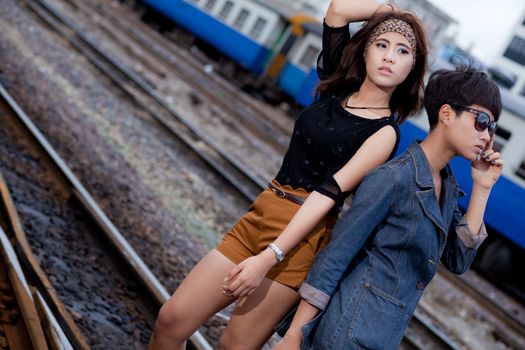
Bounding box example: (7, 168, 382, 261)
(274, 67, 503, 350)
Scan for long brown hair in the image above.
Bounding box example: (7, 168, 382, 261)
(316, 10, 429, 123)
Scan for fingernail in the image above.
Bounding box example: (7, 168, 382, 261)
(480, 152, 486, 157)
(491, 160, 496, 164)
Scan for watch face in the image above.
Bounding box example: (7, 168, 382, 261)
(269, 243, 284, 262)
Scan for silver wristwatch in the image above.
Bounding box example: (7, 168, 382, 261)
(268, 243, 285, 262)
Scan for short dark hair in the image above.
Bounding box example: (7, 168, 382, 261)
(424, 66, 502, 130)
(316, 9, 429, 123)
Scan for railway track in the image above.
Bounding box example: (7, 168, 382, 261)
(401, 310, 465, 350)
(432, 268, 525, 349)
(0, 83, 210, 349)
(26, 0, 268, 203)
(78, 0, 293, 153)
(6, 0, 524, 348)
(0, 224, 50, 350)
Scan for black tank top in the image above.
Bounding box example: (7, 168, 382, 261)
(275, 21, 400, 193)
(275, 95, 399, 192)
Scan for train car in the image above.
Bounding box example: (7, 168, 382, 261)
(243, 0, 323, 105)
(142, 0, 287, 74)
(273, 21, 322, 106)
(141, 0, 324, 104)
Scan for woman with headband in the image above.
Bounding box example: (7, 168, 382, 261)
(149, 1, 428, 349)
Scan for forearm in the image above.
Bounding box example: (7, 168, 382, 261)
(463, 184, 491, 235)
(325, 0, 386, 27)
(285, 300, 321, 337)
(272, 192, 334, 255)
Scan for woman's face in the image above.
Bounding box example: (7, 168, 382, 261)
(364, 32, 414, 89)
(446, 104, 494, 161)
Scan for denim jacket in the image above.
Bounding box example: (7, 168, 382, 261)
(292, 141, 487, 350)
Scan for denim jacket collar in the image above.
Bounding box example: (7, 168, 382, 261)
(408, 141, 436, 189)
(407, 141, 460, 234)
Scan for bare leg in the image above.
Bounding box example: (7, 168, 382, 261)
(149, 249, 237, 350)
(220, 278, 300, 350)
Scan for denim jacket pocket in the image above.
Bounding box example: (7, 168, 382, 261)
(348, 283, 405, 350)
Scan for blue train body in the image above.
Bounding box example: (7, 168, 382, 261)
(141, 0, 524, 252)
(142, 0, 270, 73)
(278, 63, 318, 106)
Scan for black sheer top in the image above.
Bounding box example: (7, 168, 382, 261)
(274, 22, 400, 205)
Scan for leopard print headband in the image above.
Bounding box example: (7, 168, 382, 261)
(364, 18, 417, 65)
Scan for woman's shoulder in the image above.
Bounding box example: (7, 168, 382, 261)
(379, 117, 401, 138)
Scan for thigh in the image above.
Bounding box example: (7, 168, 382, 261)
(223, 278, 300, 349)
(161, 249, 237, 336)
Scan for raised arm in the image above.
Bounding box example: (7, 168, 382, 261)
(222, 126, 397, 298)
(442, 143, 503, 273)
(325, 0, 391, 27)
(318, 0, 395, 82)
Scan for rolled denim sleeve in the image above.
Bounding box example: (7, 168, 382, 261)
(441, 204, 487, 274)
(455, 218, 487, 248)
(301, 167, 398, 309)
(299, 283, 330, 310)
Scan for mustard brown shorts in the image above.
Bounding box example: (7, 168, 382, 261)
(216, 179, 336, 289)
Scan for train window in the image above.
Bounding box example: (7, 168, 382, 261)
(492, 138, 505, 153)
(233, 9, 250, 29)
(218, 1, 234, 20)
(249, 17, 268, 40)
(204, 0, 217, 11)
(493, 125, 511, 152)
(516, 160, 525, 180)
(299, 45, 320, 68)
(503, 35, 525, 65)
(520, 83, 525, 97)
(495, 125, 512, 140)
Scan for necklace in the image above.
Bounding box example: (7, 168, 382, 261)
(345, 96, 389, 110)
(345, 105, 390, 109)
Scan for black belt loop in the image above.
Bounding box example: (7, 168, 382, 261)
(268, 182, 305, 206)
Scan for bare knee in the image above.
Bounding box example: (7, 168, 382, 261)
(153, 298, 192, 342)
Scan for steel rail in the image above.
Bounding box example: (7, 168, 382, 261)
(438, 267, 525, 350)
(0, 81, 211, 350)
(0, 227, 48, 350)
(27, 0, 266, 203)
(78, 0, 290, 152)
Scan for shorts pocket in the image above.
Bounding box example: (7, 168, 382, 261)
(348, 283, 405, 350)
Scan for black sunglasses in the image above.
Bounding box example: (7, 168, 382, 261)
(450, 104, 497, 136)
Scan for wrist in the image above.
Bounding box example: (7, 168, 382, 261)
(377, 2, 395, 13)
(261, 247, 280, 266)
(284, 328, 303, 341)
(472, 182, 493, 193)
